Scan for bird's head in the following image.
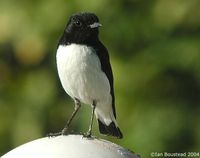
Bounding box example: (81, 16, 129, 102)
(62, 12, 102, 44)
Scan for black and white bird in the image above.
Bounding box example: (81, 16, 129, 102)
(56, 12, 123, 138)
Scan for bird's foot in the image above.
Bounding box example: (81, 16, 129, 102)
(47, 128, 69, 137)
(47, 132, 63, 137)
(82, 131, 93, 139)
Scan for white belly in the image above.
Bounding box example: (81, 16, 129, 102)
(56, 44, 111, 105)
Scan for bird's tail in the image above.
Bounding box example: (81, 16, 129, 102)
(95, 107, 123, 139)
(97, 119, 123, 139)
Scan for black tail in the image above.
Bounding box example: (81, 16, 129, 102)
(98, 119, 123, 139)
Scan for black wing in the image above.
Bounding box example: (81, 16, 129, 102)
(93, 41, 116, 118)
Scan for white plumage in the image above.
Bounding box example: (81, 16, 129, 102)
(56, 44, 116, 126)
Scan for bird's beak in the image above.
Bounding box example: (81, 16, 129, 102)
(89, 22, 102, 28)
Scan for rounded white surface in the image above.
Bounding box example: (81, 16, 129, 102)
(1, 135, 139, 158)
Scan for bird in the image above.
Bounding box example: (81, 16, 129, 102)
(55, 12, 123, 139)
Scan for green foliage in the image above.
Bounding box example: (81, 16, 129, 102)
(0, 0, 200, 157)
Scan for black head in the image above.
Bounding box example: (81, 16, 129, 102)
(59, 12, 102, 45)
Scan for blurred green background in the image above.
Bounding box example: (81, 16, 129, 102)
(0, 0, 200, 157)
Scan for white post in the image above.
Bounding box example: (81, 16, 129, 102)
(1, 135, 140, 158)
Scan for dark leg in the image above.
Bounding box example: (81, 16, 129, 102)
(48, 98, 81, 137)
(61, 98, 81, 135)
(84, 101, 96, 138)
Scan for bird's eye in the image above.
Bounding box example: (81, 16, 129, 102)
(75, 20, 82, 27)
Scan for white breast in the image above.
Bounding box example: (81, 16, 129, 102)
(56, 44, 111, 105)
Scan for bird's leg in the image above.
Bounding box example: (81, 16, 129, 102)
(84, 101, 96, 138)
(61, 98, 81, 135)
(48, 98, 81, 137)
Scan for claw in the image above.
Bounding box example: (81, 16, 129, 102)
(82, 131, 93, 139)
(47, 132, 63, 137)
